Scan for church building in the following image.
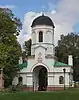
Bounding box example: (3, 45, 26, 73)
(13, 14, 73, 91)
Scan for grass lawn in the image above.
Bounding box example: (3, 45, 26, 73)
(0, 88, 79, 100)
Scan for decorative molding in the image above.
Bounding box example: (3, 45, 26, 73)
(34, 45, 47, 50)
(45, 54, 57, 59)
(46, 30, 52, 34)
(32, 26, 54, 31)
(30, 62, 50, 72)
(37, 52, 42, 63)
(32, 43, 54, 46)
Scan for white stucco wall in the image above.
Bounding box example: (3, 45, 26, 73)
(31, 25, 54, 44)
(53, 67, 71, 73)
(53, 73, 69, 87)
(26, 73, 33, 86)
(31, 25, 54, 56)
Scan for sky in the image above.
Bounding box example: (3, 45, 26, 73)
(0, 0, 79, 46)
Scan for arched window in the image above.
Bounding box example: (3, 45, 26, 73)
(59, 76, 64, 84)
(39, 31, 43, 42)
(18, 76, 23, 85)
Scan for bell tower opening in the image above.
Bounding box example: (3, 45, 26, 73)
(39, 31, 43, 42)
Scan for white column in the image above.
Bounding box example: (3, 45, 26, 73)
(68, 55, 73, 66)
(36, 30, 38, 43)
(26, 73, 33, 86)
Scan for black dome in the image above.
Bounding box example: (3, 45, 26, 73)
(31, 15, 55, 28)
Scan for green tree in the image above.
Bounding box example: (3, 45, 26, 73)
(23, 39, 31, 59)
(55, 33, 79, 81)
(0, 8, 22, 87)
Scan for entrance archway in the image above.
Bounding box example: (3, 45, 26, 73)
(33, 65, 47, 91)
(38, 67, 47, 91)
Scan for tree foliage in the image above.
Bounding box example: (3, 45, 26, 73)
(0, 8, 22, 87)
(23, 39, 31, 59)
(55, 33, 79, 81)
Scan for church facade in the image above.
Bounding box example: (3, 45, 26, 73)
(13, 14, 73, 91)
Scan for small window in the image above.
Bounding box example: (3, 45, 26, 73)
(18, 76, 23, 85)
(59, 76, 64, 84)
(39, 31, 43, 42)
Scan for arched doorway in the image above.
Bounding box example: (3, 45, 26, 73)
(33, 65, 48, 91)
(38, 67, 47, 91)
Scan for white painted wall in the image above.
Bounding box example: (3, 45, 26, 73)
(31, 25, 54, 56)
(53, 73, 69, 87)
(26, 73, 33, 86)
(32, 25, 54, 44)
